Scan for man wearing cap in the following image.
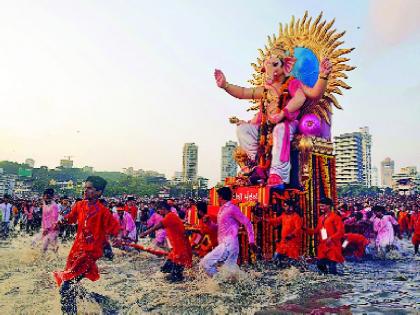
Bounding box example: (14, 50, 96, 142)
(124, 196, 138, 222)
(268, 199, 302, 264)
(113, 203, 137, 245)
(53, 176, 120, 314)
(308, 197, 344, 274)
(167, 198, 179, 216)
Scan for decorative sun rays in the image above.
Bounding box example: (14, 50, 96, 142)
(249, 11, 355, 124)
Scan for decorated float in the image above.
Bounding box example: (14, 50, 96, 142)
(201, 11, 355, 263)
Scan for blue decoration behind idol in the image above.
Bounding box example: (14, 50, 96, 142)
(291, 47, 319, 88)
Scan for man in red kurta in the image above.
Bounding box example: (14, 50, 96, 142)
(410, 205, 420, 255)
(53, 176, 120, 314)
(342, 233, 369, 259)
(398, 208, 410, 238)
(185, 199, 199, 226)
(140, 201, 192, 282)
(309, 197, 344, 274)
(268, 199, 302, 262)
(190, 201, 218, 257)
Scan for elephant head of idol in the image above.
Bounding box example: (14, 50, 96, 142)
(262, 48, 296, 85)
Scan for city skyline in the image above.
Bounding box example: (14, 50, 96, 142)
(0, 1, 419, 186)
(221, 141, 238, 183)
(5, 139, 417, 186)
(334, 130, 364, 186)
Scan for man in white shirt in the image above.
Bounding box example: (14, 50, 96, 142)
(0, 195, 12, 238)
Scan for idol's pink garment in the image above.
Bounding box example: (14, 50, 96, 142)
(236, 78, 302, 183)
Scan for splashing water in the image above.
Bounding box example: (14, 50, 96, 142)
(0, 236, 418, 314)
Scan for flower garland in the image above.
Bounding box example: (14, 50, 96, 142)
(331, 157, 337, 208)
(231, 152, 338, 263)
(257, 76, 294, 170)
(323, 155, 331, 198)
(308, 154, 315, 255)
(318, 154, 331, 199)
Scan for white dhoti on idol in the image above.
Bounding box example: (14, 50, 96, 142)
(236, 120, 298, 184)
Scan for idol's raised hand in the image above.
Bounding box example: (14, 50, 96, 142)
(319, 58, 332, 76)
(214, 69, 226, 88)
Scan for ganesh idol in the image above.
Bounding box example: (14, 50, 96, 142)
(214, 48, 332, 187)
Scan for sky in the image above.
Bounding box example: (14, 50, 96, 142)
(0, 0, 419, 185)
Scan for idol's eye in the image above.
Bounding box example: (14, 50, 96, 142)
(273, 62, 279, 67)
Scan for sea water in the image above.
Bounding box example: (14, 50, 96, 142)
(0, 236, 418, 314)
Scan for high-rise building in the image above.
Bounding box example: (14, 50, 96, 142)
(197, 176, 209, 190)
(182, 143, 198, 182)
(381, 157, 395, 188)
(221, 141, 238, 182)
(25, 158, 35, 168)
(334, 132, 364, 186)
(392, 166, 418, 195)
(371, 166, 379, 187)
(400, 166, 417, 176)
(0, 174, 17, 196)
(334, 127, 372, 187)
(60, 157, 74, 169)
(359, 127, 372, 187)
(14, 179, 33, 199)
(82, 166, 94, 173)
(170, 171, 183, 185)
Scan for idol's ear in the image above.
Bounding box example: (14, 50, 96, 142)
(283, 56, 297, 75)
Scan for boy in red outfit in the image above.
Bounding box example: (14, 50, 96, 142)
(410, 205, 420, 255)
(190, 201, 218, 257)
(140, 201, 192, 283)
(268, 199, 302, 263)
(53, 176, 120, 314)
(342, 233, 370, 259)
(308, 197, 344, 274)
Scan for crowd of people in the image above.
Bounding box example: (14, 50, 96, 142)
(337, 195, 420, 255)
(0, 176, 419, 314)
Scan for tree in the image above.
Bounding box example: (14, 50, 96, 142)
(1, 160, 167, 197)
(338, 184, 382, 197)
(0, 161, 24, 174)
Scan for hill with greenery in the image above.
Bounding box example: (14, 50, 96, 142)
(0, 160, 166, 197)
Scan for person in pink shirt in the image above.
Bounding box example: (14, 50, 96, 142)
(372, 205, 398, 253)
(147, 211, 167, 247)
(167, 199, 179, 216)
(23, 201, 35, 234)
(200, 187, 256, 277)
(113, 205, 137, 244)
(41, 188, 59, 253)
